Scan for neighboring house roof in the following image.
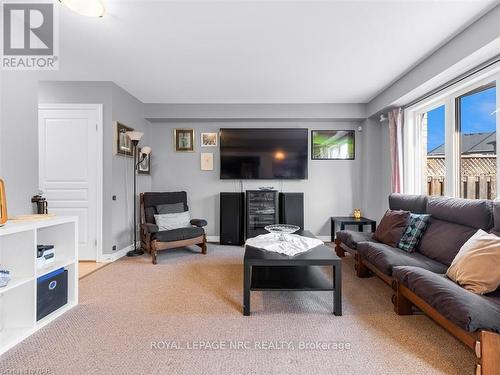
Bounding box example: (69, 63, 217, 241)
(428, 132, 496, 155)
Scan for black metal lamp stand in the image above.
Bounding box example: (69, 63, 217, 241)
(127, 139, 144, 257)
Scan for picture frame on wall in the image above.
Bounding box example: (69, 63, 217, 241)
(115, 122, 134, 157)
(311, 130, 355, 160)
(137, 148, 151, 175)
(174, 129, 195, 152)
(200, 153, 214, 171)
(201, 132, 217, 147)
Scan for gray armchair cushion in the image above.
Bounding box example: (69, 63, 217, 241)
(142, 223, 159, 234)
(156, 202, 185, 214)
(152, 227, 204, 242)
(190, 219, 207, 227)
(357, 242, 447, 276)
(389, 194, 427, 214)
(393, 266, 500, 333)
(336, 230, 375, 249)
(143, 192, 189, 223)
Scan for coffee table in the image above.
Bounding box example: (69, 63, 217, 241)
(243, 230, 342, 316)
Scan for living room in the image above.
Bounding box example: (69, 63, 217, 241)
(0, 1, 499, 374)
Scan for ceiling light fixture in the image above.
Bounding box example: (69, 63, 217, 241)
(59, 0, 106, 18)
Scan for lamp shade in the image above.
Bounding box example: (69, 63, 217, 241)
(59, 0, 106, 18)
(125, 131, 144, 142)
(141, 146, 151, 155)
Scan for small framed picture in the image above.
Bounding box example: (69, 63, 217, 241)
(174, 129, 195, 152)
(311, 130, 355, 160)
(137, 148, 151, 175)
(115, 122, 134, 157)
(201, 132, 217, 147)
(200, 153, 214, 171)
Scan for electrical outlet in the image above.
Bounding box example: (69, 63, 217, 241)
(112, 245, 117, 251)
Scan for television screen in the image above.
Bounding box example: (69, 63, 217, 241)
(220, 128, 308, 179)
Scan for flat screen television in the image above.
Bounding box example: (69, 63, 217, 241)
(220, 128, 308, 179)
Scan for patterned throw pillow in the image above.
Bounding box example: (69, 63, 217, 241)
(397, 214, 431, 252)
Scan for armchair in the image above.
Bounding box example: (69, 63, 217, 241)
(140, 192, 207, 264)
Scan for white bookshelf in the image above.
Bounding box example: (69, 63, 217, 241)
(0, 217, 78, 354)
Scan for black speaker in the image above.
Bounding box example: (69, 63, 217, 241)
(279, 192, 304, 229)
(220, 192, 245, 245)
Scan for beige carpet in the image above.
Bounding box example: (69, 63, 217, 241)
(1, 244, 474, 374)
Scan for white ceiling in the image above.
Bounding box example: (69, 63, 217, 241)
(52, 0, 497, 103)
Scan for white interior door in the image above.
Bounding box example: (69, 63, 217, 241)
(38, 105, 102, 260)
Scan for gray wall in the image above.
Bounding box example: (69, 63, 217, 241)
(359, 118, 391, 220)
(150, 120, 363, 238)
(1, 73, 40, 214)
(111, 84, 152, 250)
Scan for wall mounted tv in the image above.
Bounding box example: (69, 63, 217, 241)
(220, 128, 308, 180)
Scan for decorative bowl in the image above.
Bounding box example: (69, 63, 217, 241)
(264, 224, 300, 241)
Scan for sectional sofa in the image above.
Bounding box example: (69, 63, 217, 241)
(335, 194, 500, 375)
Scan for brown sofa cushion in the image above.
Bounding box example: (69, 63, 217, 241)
(447, 230, 500, 294)
(373, 210, 410, 247)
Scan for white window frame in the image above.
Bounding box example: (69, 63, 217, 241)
(404, 64, 500, 198)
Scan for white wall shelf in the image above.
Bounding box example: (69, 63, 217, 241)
(0, 217, 78, 355)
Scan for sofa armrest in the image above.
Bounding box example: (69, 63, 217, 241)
(141, 223, 159, 233)
(190, 219, 207, 227)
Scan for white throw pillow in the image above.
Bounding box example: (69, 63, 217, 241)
(154, 211, 191, 231)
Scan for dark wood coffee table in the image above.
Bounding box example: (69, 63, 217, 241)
(243, 230, 342, 316)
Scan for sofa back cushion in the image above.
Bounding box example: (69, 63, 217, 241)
(427, 196, 493, 230)
(388, 194, 427, 214)
(373, 210, 410, 247)
(491, 199, 500, 236)
(418, 218, 476, 266)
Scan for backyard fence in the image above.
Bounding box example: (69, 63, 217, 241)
(427, 155, 496, 199)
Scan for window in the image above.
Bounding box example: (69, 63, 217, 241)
(405, 73, 498, 200)
(457, 85, 496, 199)
(424, 105, 446, 196)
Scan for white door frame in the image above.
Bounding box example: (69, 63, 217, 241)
(38, 103, 104, 261)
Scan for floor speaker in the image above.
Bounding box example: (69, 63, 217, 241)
(279, 192, 304, 229)
(220, 192, 245, 245)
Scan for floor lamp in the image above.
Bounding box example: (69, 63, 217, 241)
(125, 131, 151, 257)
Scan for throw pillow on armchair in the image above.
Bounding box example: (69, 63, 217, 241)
(373, 209, 411, 247)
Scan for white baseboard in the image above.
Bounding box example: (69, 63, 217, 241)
(316, 236, 331, 242)
(206, 236, 220, 243)
(99, 242, 140, 262)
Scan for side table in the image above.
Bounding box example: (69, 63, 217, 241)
(330, 216, 377, 243)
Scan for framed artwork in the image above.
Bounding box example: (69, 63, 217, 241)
(201, 153, 214, 171)
(137, 148, 151, 175)
(201, 132, 217, 147)
(311, 130, 355, 160)
(0, 179, 7, 226)
(174, 129, 195, 152)
(116, 122, 134, 157)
